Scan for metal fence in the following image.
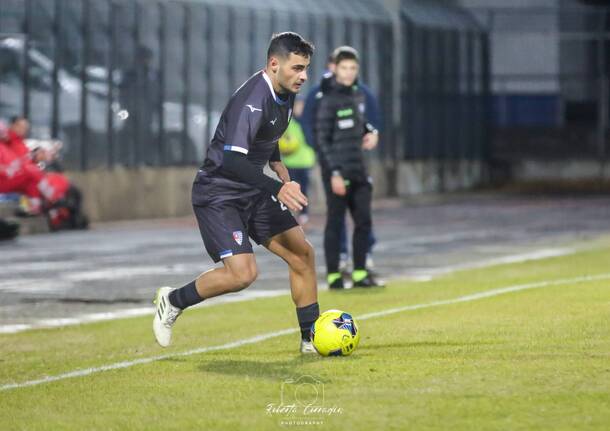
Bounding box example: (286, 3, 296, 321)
(10, 3, 603, 175)
(0, 0, 393, 170)
(399, 2, 491, 162)
(467, 6, 610, 163)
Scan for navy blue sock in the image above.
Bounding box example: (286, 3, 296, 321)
(296, 302, 319, 341)
(168, 280, 202, 310)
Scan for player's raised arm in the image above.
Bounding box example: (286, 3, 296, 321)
(221, 151, 284, 196)
(219, 100, 307, 210)
(218, 89, 284, 196)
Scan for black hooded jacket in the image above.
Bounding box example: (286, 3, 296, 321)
(314, 76, 377, 181)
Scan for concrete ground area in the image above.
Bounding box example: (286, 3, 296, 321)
(1, 193, 609, 332)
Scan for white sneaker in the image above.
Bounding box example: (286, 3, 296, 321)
(153, 287, 182, 347)
(366, 254, 375, 270)
(339, 253, 349, 273)
(300, 340, 317, 354)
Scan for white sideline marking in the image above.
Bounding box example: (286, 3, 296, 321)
(0, 289, 289, 334)
(358, 273, 610, 319)
(0, 328, 297, 392)
(0, 309, 154, 334)
(0, 247, 576, 334)
(63, 264, 203, 282)
(403, 248, 574, 282)
(2, 272, 609, 392)
(374, 229, 498, 250)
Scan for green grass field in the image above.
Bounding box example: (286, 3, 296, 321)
(1, 242, 610, 430)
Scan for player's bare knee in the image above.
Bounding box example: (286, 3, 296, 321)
(229, 266, 258, 291)
(301, 241, 315, 267)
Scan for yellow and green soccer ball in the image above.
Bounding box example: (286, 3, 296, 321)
(311, 310, 360, 356)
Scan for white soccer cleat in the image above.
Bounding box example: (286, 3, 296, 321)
(300, 340, 317, 354)
(153, 287, 182, 347)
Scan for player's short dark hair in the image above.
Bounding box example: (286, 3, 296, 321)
(332, 46, 360, 65)
(267, 32, 314, 61)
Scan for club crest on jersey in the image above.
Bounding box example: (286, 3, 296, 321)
(232, 230, 243, 245)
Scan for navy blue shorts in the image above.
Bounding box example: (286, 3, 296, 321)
(192, 186, 298, 263)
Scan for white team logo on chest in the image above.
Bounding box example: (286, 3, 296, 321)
(270, 117, 278, 126)
(246, 104, 262, 113)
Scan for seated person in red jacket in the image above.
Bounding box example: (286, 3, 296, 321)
(0, 119, 44, 210)
(3, 116, 31, 158)
(0, 117, 70, 213)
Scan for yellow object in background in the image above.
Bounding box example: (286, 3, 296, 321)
(278, 119, 316, 168)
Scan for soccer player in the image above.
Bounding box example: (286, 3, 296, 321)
(153, 32, 319, 353)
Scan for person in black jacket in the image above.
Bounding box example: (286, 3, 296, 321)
(314, 47, 382, 289)
(303, 48, 381, 274)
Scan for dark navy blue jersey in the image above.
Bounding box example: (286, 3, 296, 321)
(195, 71, 294, 203)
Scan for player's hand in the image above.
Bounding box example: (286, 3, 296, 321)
(362, 132, 379, 150)
(331, 175, 346, 196)
(277, 181, 308, 211)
